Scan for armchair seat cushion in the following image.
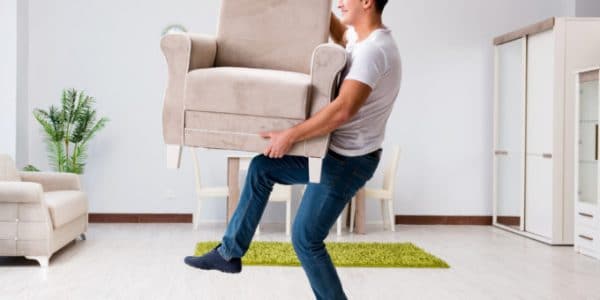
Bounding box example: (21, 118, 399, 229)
(44, 191, 88, 228)
(184, 67, 311, 120)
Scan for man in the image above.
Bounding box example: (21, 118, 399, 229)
(184, 0, 400, 299)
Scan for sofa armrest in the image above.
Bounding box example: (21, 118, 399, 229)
(160, 33, 217, 145)
(0, 181, 43, 203)
(307, 43, 347, 157)
(19, 172, 81, 192)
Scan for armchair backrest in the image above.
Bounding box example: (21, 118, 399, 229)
(215, 0, 332, 74)
(0, 154, 20, 182)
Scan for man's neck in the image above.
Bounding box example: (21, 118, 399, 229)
(354, 15, 384, 42)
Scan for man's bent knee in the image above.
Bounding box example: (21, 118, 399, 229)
(291, 222, 319, 258)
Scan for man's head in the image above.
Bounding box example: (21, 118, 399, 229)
(338, 0, 388, 25)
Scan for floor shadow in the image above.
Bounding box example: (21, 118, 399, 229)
(0, 239, 82, 267)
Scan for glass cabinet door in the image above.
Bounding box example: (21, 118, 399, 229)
(577, 70, 600, 207)
(494, 38, 527, 230)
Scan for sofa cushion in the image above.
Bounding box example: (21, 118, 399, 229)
(184, 67, 311, 120)
(43, 191, 88, 228)
(0, 154, 20, 182)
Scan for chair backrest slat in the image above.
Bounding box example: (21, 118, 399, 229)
(383, 146, 401, 193)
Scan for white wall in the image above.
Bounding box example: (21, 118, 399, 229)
(16, 0, 29, 167)
(576, 0, 600, 16)
(27, 0, 233, 220)
(381, 0, 568, 216)
(0, 0, 17, 159)
(566, 0, 577, 16)
(24, 0, 573, 222)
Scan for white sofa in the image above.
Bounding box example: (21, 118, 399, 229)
(0, 154, 88, 267)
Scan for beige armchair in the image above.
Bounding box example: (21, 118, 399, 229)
(0, 154, 88, 267)
(160, 0, 347, 182)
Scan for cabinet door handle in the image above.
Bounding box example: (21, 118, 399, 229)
(579, 212, 594, 218)
(494, 150, 508, 156)
(579, 234, 594, 241)
(542, 153, 552, 159)
(594, 124, 598, 160)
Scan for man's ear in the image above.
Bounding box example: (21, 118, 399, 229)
(361, 0, 375, 11)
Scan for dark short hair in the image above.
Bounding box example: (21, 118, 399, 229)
(375, 0, 388, 13)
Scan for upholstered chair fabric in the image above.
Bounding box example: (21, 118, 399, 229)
(0, 154, 88, 267)
(161, 0, 347, 180)
(215, 0, 331, 74)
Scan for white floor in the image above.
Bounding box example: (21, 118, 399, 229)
(1, 223, 599, 300)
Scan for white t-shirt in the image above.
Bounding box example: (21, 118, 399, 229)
(329, 26, 402, 156)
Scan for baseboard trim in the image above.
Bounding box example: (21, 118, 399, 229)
(89, 213, 493, 225)
(395, 215, 492, 225)
(496, 216, 520, 226)
(89, 213, 192, 223)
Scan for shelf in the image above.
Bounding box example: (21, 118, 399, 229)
(578, 199, 598, 205)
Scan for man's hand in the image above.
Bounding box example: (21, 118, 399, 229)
(259, 80, 372, 158)
(260, 129, 298, 159)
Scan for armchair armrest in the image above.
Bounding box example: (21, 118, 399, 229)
(309, 43, 347, 114)
(0, 181, 43, 203)
(188, 34, 218, 70)
(306, 43, 347, 157)
(19, 172, 81, 192)
(160, 33, 217, 145)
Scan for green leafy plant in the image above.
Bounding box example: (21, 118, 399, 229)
(33, 89, 108, 174)
(23, 165, 40, 172)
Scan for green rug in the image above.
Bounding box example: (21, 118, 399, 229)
(194, 241, 449, 268)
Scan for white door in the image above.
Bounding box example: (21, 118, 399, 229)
(577, 73, 599, 208)
(526, 30, 555, 154)
(525, 29, 555, 238)
(575, 70, 600, 243)
(493, 38, 526, 229)
(526, 156, 554, 238)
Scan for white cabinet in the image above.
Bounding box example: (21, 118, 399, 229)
(574, 68, 600, 259)
(493, 17, 600, 245)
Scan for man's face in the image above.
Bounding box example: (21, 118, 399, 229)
(337, 0, 363, 26)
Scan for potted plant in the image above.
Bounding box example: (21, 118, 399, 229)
(33, 88, 108, 174)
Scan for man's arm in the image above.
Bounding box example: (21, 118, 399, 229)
(290, 80, 370, 142)
(260, 80, 372, 158)
(330, 13, 348, 47)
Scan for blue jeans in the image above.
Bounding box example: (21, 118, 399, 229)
(218, 148, 382, 300)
